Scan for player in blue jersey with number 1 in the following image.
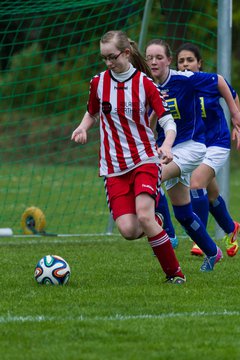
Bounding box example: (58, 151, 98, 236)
(145, 39, 240, 271)
(176, 43, 240, 257)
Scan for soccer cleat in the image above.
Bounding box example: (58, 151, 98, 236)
(200, 247, 223, 272)
(191, 243, 204, 256)
(165, 275, 186, 284)
(155, 212, 164, 227)
(224, 221, 240, 257)
(170, 236, 179, 249)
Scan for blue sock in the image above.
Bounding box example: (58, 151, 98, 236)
(156, 188, 176, 238)
(173, 203, 217, 256)
(209, 195, 235, 234)
(190, 189, 209, 228)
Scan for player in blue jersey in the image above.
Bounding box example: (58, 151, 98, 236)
(145, 39, 240, 271)
(176, 42, 240, 257)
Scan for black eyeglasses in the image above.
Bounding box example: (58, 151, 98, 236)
(101, 51, 124, 62)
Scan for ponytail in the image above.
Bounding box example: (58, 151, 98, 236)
(129, 39, 153, 79)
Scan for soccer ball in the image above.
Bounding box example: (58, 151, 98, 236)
(34, 255, 71, 285)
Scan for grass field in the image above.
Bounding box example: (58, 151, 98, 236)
(0, 165, 239, 360)
(0, 163, 109, 235)
(1, 234, 240, 359)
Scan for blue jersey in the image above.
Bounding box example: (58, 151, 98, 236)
(156, 70, 225, 148)
(195, 76, 236, 149)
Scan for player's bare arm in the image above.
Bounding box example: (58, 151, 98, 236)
(218, 75, 240, 129)
(232, 94, 240, 133)
(157, 129, 176, 164)
(71, 112, 97, 144)
(232, 127, 240, 150)
(157, 114, 176, 164)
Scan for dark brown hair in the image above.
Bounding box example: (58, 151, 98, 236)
(175, 42, 203, 70)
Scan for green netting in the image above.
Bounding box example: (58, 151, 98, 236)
(0, 0, 220, 235)
(0, 0, 146, 235)
(0, 1, 114, 14)
(147, 0, 218, 71)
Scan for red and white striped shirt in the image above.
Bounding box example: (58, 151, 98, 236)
(87, 69, 170, 176)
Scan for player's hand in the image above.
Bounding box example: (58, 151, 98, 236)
(231, 112, 240, 128)
(157, 145, 173, 164)
(71, 127, 88, 144)
(232, 126, 240, 150)
(160, 91, 169, 100)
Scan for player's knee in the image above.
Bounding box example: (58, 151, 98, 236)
(190, 178, 203, 189)
(137, 212, 151, 230)
(117, 222, 139, 240)
(121, 231, 138, 240)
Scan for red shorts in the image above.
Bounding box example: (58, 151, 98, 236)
(105, 163, 162, 220)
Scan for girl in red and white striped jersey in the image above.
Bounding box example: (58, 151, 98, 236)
(71, 30, 185, 284)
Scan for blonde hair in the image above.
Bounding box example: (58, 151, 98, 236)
(129, 39, 153, 78)
(100, 30, 153, 79)
(101, 30, 130, 51)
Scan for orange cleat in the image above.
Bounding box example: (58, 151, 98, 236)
(225, 221, 240, 257)
(190, 243, 204, 256)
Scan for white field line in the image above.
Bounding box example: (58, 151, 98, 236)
(0, 234, 188, 246)
(0, 311, 239, 324)
(12, 234, 119, 237)
(0, 236, 122, 246)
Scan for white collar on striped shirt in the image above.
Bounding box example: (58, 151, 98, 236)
(111, 63, 136, 82)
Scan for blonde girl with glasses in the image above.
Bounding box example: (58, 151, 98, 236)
(71, 30, 186, 284)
